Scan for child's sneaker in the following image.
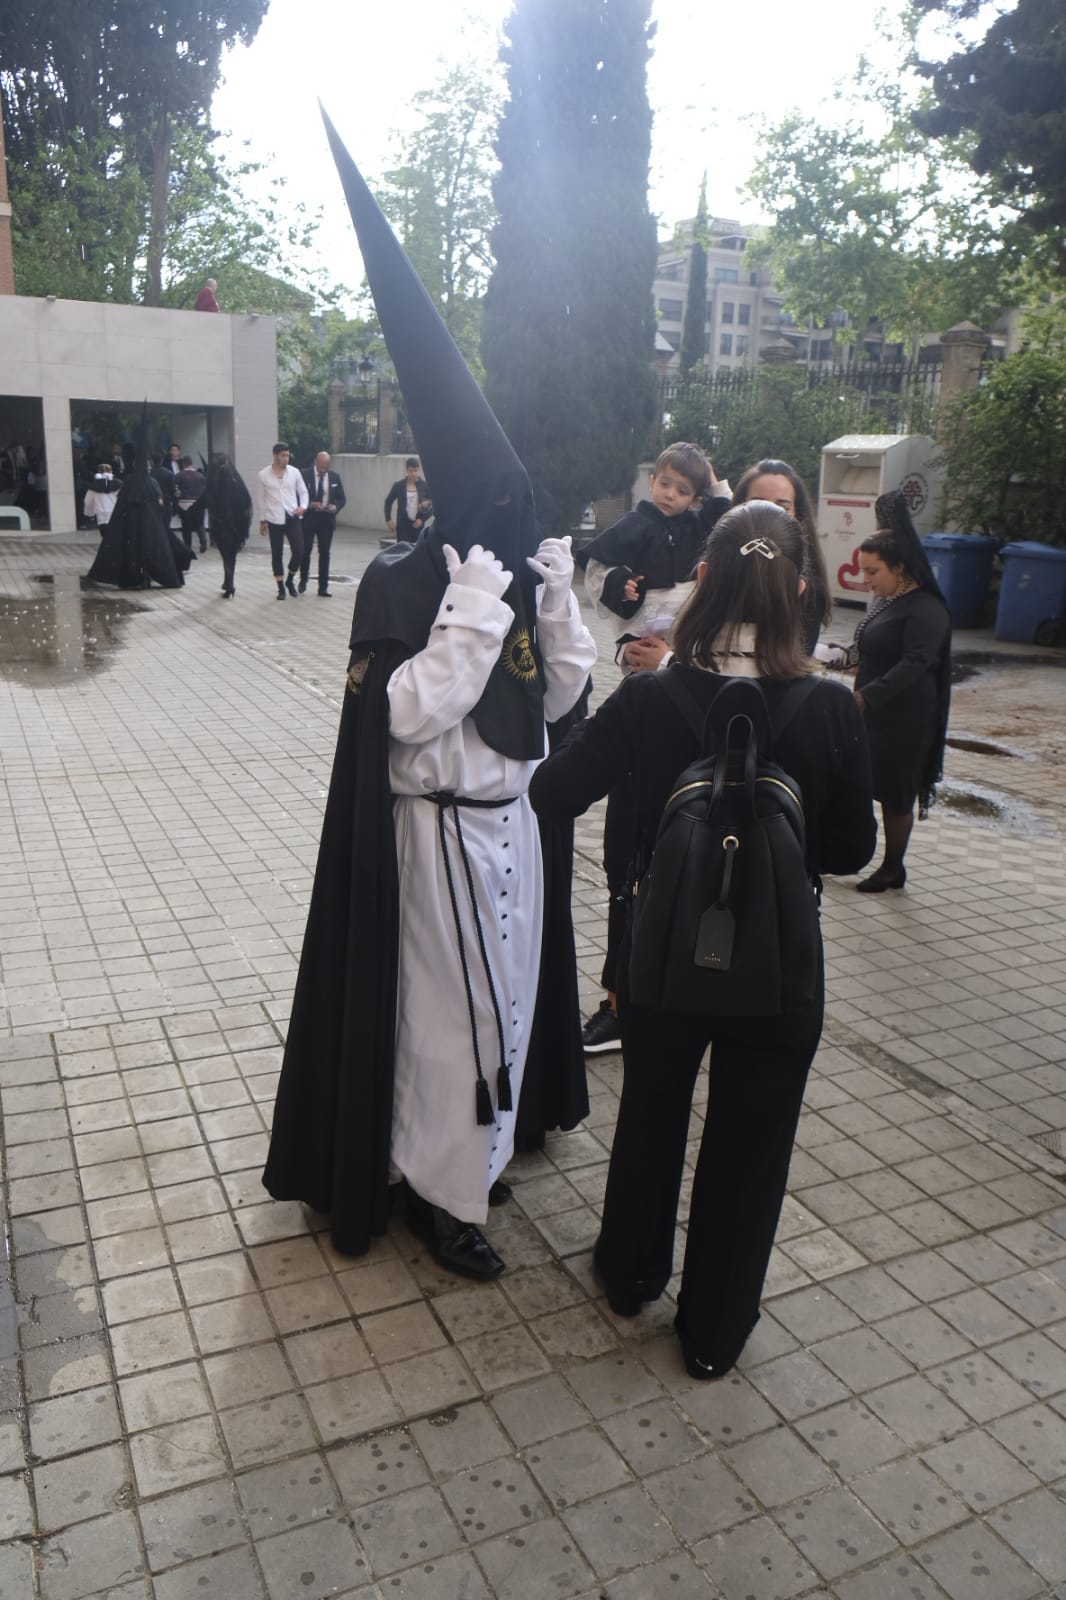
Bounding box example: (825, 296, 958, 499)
(581, 1001, 621, 1054)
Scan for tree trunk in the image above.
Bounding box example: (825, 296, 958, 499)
(143, 105, 170, 307)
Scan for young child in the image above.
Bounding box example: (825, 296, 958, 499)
(575, 443, 728, 1052)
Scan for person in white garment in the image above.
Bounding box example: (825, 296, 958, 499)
(262, 114, 597, 1280)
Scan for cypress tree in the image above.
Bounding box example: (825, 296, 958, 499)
(679, 175, 708, 375)
(482, 0, 658, 532)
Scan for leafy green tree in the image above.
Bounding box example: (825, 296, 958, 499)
(938, 348, 1066, 543)
(482, 0, 658, 533)
(914, 0, 1066, 273)
(679, 175, 708, 374)
(378, 64, 502, 373)
(746, 17, 1029, 346)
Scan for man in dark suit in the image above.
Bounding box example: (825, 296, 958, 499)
(300, 451, 347, 596)
(383, 456, 431, 540)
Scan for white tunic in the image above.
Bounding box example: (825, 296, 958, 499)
(386, 579, 597, 1223)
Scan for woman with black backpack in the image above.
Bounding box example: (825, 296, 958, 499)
(530, 502, 876, 1380)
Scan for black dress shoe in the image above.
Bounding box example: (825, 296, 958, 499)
(276, 583, 285, 599)
(856, 864, 906, 893)
(285, 574, 299, 597)
(488, 1179, 512, 1207)
(318, 588, 332, 597)
(406, 1190, 504, 1280)
(298, 579, 308, 593)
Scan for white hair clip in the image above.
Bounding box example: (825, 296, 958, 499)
(740, 538, 777, 559)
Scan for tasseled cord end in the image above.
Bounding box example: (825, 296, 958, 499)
(475, 1077, 495, 1126)
(496, 1064, 513, 1113)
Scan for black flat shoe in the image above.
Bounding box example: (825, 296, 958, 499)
(488, 1179, 512, 1207)
(673, 1311, 755, 1381)
(285, 575, 299, 597)
(406, 1190, 505, 1280)
(592, 1249, 663, 1319)
(298, 580, 308, 593)
(856, 865, 906, 893)
(276, 583, 285, 600)
(318, 589, 332, 597)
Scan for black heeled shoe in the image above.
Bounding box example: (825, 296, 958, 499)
(856, 864, 906, 893)
(285, 574, 299, 597)
(276, 582, 286, 600)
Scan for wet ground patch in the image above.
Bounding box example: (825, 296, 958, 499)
(0, 586, 148, 686)
(937, 779, 1057, 836)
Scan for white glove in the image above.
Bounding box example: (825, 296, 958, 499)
(442, 543, 512, 602)
(526, 535, 574, 613)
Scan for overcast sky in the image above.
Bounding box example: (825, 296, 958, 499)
(211, 0, 960, 298)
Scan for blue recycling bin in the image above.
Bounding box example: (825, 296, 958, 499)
(995, 541, 1066, 645)
(920, 533, 998, 628)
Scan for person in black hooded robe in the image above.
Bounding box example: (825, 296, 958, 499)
(204, 454, 252, 598)
(262, 114, 597, 1280)
(86, 413, 190, 590)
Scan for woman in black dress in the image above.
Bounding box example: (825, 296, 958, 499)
(530, 502, 875, 1380)
(853, 491, 951, 893)
(731, 459, 831, 654)
(204, 455, 253, 598)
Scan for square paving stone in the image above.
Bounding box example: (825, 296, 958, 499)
(674, 1370, 779, 1446)
(563, 1353, 662, 1421)
(865, 1374, 970, 1448)
(331, 1432, 431, 1509)
(23, 1334, 112, 1401)
(382, 1345, 479, 1418)
(796, 1398, 908, 1476)
(603, 1549, 717, 1599)
(830, 1267, 920, 1321)
(809, 1327, 913, 1391)
(0, 1540, 35, 1599)
(139, 1476, 244, 1571)
(152, 1544, 263, 1600)
(768, 1285, 861, 1344)
(989, 1402, 1066, 1480)
(833, 1553, 958, 1600)
(988, 1486, 1066, 1583)
(523, 1425, 630, 1509)
(0, 1475, 32, 1540)
(33, 1440, 132, 1531)
(600, 1398, 704, 1477)
(358, 1302, 447, 1365)
(744, 1350, 850, 1419)
(190, 1293, 275, 1355)
(723, 1425, 835, 1507)
(38, 1508, 146, 1600)
(772, 1487, 896, 1581)
(561, 1482, 679, 1579)
(440, 1455, 549, 1542)
(491, 1376, 590, 1447)
(928, 1351, 1033, 1423)
(644, 1455, 754, 1542)
(475, 1516, 596, 1600)
(119, 1362, 211, 1432)
(236, 1451, 338, 1539)
(694, 1512, 818, 1600)
(352, 1483, 461, 1576)
(218, 1390, 317, 1470)
(110, 1309, 196, 1376)
(460, 1324, 551, 1389)
(283, 1322, 374, 1386)
(129, 1415, 227, 1497)
(885, 1249, 973, 1303)
(935, 1287, 1030, 1346)
(922, 1428, 1040, 1510)
(256, 1516, 369, 1597)
(336, 1258, 422, 1316)
(989, 1330, 1066, 1397)
(101, 1267, 182, 1325)
(304, 1371, 400, 1444)
(989, 1269, 1066, 1328)
(410, 1402, 510, 1476)
(29, 1384, 123, 1461)
(202, 1342, 293, 1410)
(851, 1456, 968, 1545)
(367, 1549, 489, 1599)
(874, 1307, 974, 1368)
(914, 1520, 1046, 1600)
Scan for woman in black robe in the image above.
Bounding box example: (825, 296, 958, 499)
(851, 491, 951, 892)
(205, 455, 253, 598)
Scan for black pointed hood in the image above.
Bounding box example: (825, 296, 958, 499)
(323, 108, 545, 762)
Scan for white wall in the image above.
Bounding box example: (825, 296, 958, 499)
(0, 296, 277, 532)
(333, 454, 420, 532)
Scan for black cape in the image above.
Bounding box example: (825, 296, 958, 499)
(576, 500, 705, 620)
(205, 465, 252, 561)
(86, 473, 189, 589)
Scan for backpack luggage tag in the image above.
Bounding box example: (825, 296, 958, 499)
(694, 833, 738, 969)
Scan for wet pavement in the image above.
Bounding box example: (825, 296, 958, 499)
(0, 527, 1064, 1599)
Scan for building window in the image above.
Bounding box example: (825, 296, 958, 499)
(736, 335, 749, 358)
(721, 301, 734, 324)
(658, 298, 683, 320)
(738, 303, 751, 326)
(714, 268, 739, 284)
(659, 263, 682, 281)
(720, 333, 733, 356)
(812, 338, 832, 361)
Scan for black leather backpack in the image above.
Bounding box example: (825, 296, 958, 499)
(629, 672, 821, 1016)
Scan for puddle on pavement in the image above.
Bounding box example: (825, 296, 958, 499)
(937, 780, 1056, 837)
(0, 576, 147, 686)
(946, 734, 1033, 761)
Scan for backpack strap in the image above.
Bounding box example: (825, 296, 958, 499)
(658, 667, 710, 746)
(660, 668, 821, 754)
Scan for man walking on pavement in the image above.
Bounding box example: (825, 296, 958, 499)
(300, 450, 346, 596)
(257, 443, 308, 599)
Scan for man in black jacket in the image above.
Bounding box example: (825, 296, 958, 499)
(383, 457, 430, 540)
(300, 451, 347, 595)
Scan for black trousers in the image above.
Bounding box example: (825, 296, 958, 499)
(267, 517, 304, 578)
(299, 512, 335, 591)
(596, 953, 822, 1370)
(600, 777, 637, 992)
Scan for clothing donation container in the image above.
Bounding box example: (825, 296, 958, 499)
(817, 435, 943, 604)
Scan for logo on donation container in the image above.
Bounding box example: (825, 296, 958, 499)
(837, 550, 865, 592)
(899, 473, 929, 515)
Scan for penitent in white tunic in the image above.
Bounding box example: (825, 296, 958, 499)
(386, 579, 597, 1225)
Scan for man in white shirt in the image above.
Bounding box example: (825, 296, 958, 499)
(257, 443, 308, 599)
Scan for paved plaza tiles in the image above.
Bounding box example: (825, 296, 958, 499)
(0, 527, 1064, 1599)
